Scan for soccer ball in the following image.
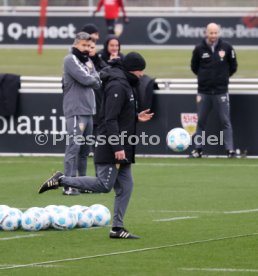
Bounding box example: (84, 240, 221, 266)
(21, 208, 44, 231)
(79, 206, 94, 228)
(0, 205, 10, 230)
(90, 204, 111, 227)
(44, 204, 60, 216)
(0, 205, 10, 212)
(70, 205, 93, 228)
(51, 206, 77, 230)
(166, 128, 191, 152)
(0, 208, 22, 231)
(29, 207, 51, 230)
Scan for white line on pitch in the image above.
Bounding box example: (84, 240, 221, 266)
(0, 232, 257, 271)
(180, 267, 258, 273)
(224, 208, 258, 214)
(153, 216, 198, 222)
(0, 234, 42, 241)
(150, 208, 258, 214)
(149, 210, 222, 214)
(0, 264, 61, 268)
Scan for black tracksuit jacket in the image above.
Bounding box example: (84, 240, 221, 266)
(191, 38, 238, 94)
(94, 61, 137, 164)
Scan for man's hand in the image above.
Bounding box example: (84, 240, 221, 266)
(115, 150, 126, 160)
(138, 109, 154, 122)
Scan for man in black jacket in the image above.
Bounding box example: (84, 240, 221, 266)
(190, 22, 238, 158)
(38, 52, 153, 239)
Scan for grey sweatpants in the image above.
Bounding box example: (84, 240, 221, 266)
(195, 93, 234, 151)
(64, 115, 93, 177)
(60, 164, 133, 228)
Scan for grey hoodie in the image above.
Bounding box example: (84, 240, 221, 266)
(63, 53, 101, 118)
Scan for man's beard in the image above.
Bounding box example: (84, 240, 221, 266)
(71, 47, 89, 63)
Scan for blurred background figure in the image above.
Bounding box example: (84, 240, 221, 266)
(98, 35, 124, 63)
(93, 0, 129, 35)
(190, 22, 238, 158)
(88, 39, 108, 163)
(80, 23, 100, 42)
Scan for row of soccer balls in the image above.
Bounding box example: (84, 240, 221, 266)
(0, 204, 111, 231)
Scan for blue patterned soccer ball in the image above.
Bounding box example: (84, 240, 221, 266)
(29, 207, 51, 230)
(90, 204, 111, 227)
(0, 207, 22, 231)
(0, 205, 10, 230)
(166, 128, 191, 152)
(70, 205, 93, 228)
(0, 205, 10, 212)
(51, 206, 77, 230)
(21, 208, 44, 231)
(78, 206, 94, 228)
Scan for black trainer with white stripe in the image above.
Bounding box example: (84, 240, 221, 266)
(109, 228, 140, 239)
(38, 171, 63, 194)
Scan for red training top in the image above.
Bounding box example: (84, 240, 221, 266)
(95, 0, 127, 19)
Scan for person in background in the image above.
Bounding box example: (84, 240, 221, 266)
(62, 32, 101, 195)
(190, 22, 238, 158)
(93, 0, 129, 35)
(39, 52, 154, 239)
(79, 23, 106, 159)
(98, 35, 124, 64)
(89, 39, 108, 128)
(80, 23, 100, 42)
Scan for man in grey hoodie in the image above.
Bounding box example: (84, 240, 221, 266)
(62, 32, 101, 195)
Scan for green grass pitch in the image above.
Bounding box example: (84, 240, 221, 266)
(0, 48, 258, 78)
(0, 47, 257, 274)
(0, 156, 257, 275)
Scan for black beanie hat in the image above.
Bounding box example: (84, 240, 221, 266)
(123, 52, 146, 71)
(81, 23, 99, 34)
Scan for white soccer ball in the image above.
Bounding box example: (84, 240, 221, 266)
(70, 205, 85, 218)
(45, 205, 60, 215)
(21, 208, 44, 231)
(90, 204, 111, 227)
(0, 205, 10, 212)
(51, 207, 77, 230)
(79, 206, 94, 228)
(0, 205, 10, 230)
(166, 127, 191, 152)
(70, 205, 93, 228)
(0, 208, 22, 231)
(29, 207, 51, 230)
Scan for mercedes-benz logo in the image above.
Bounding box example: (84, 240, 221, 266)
(147, 18, 171, 44)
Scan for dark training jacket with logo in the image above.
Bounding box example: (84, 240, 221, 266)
(94, 60, 137, 164)
(191, 38, 238, 95)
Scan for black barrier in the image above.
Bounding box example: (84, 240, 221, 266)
(0, 15, 258, 45)
(0, 92, 257, 156)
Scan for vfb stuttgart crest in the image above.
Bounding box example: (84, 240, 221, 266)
(180, 113, 198, 136)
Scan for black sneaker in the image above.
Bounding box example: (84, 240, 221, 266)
(109, 228, 140, 239)
(189, 149, 203, 158)
(63, 187, 80, 196)
(227, 150, 237, 158)
(38, 171, 63, 194)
